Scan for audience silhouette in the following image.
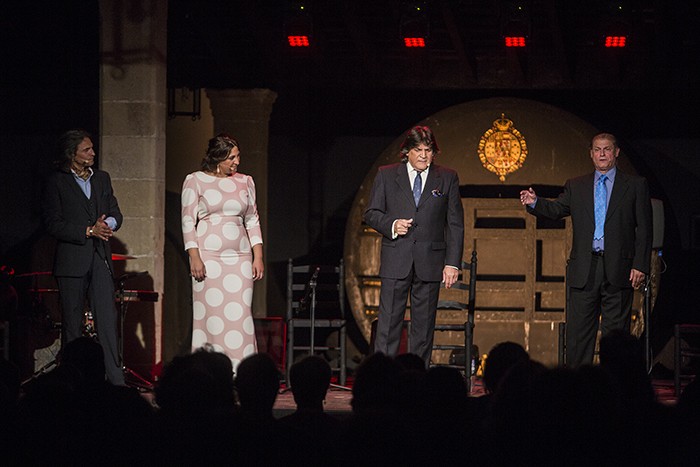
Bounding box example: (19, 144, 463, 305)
(673, 376, 700, 464)
(3, 331, 696, 466)
(279, 355, 342, 464)
(0, 357, 21, 462)
(10, 337, 154, 465)
(468, 340, 530, 433)
(482, 341, 530, 396)
(232, 352, 312, 465)
(340, 352, 418, 466)
(599, 329, 674, 465)
(154, 346, 242, 464)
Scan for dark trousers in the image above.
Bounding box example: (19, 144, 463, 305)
(374, 267, 441, 366)
(566, 253, 633, 367)
(56, 253, 124, 385)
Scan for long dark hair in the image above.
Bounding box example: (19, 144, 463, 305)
(201, 133, 239, 172)
(399, 126, 440, 163)
(55, 129, 91, 172)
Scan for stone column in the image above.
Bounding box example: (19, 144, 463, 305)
(206, 89, 277, 317)
(99, 1, 167, 371)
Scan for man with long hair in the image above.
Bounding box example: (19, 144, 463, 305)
(364, 126, 464, 366)
(44, 129, 124, 385)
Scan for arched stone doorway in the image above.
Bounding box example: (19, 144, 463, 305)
(344, 97, 659, 366)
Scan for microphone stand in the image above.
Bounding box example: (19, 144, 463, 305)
(644, 274, 653, 374)
(286, 267, 350, 393)
(307, 267, 319, 357)
(117, 272, 153, 390)
(279, 268, 320, 395)
(306, 267, 350, 391)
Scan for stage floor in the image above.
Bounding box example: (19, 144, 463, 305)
(272, 378, 680, 418)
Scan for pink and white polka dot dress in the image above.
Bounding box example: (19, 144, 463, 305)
(181, 171, 263, 370)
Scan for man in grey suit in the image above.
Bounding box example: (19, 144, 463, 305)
(520, 132, 652, 368)
(44, 129, 125, 385)
(364, 126, 464, 366)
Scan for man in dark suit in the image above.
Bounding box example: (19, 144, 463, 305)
(44, 129, 124, 385)
(364, 126, 464, 366)
(520, 132, 652, 367)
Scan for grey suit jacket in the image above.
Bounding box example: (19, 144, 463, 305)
(528, 170, 652, 288)
(44, 169, 122, 277)
(364, 163, 464, 282)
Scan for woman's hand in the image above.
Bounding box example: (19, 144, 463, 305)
(188, 249, 206, 282)
(252, 257, 264, 281)
(252, 244, 264, 281)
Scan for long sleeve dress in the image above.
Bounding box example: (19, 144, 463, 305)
(181, 170, 263, 369)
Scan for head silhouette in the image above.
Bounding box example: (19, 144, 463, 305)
(235, 353, 280, 414)
(483, 341, 529, 394)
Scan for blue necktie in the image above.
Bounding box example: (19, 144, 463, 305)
(594, 174, 607, 240)
(413, 171, 422, 206)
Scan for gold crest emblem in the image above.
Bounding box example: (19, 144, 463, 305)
(477, 113, 528, 182)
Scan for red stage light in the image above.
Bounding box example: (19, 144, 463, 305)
(287, 35, 310, 47)
(604, 35, 627, 47)
(403, 37, 426, 48)
(504, 36, 526, 47)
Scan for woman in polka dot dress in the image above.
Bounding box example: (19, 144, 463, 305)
(180, 134, 264, 370)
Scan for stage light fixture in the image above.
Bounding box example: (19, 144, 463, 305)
(288, 35, 310, 47)
(404, 37, 426, 48)
(504, 36, 526, 47)
(604, 35, 627, 47)
(500, 2, 530, 48)
(284, 4, 312, 47)
(601, 4, 630, 48)
(400, 2, 429, 48)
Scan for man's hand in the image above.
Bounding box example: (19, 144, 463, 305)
(520, 187, 537, 206)
(394, 218, 413, 236)
(629, 268, 646, 289)
(443, 266, 459, 289)
(91, 214, 113, 241)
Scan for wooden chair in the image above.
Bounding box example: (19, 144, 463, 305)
(286, 258, 347, 386)
(674, 323, 700, 397)
(431, 251, 478, 391)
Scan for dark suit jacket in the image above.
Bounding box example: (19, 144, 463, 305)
(44, 169, 122, 277)
(364, 163, 464, 282)
(528, 170, 652, 289)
